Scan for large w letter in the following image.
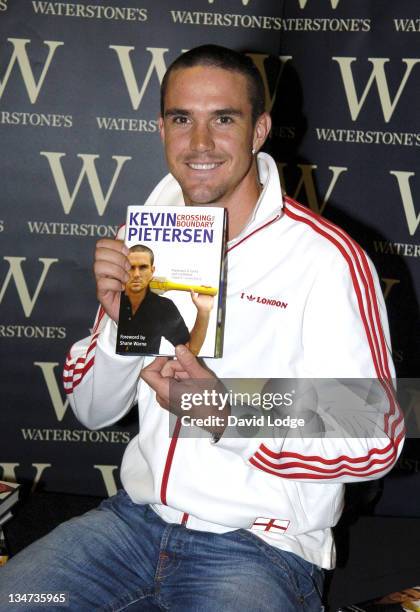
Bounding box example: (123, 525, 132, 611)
(109, 46, 169, 110)
(0, 257, 58, 317)
(332, 57, 420, 122)
(34, 362, 70, 422)
(0, 38, 63, 103)
(40, 153, 131, 215)
(389, 171, 420, 236)
(247, 54, 292, 113)
(278, 164, 348, 215)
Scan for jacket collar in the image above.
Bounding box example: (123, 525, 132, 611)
(143, 152, 284, 239)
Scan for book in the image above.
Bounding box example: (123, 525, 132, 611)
(0, 480, 21, 519)
(338, 586, 420, 612)
(116, 205, 226, 357)
(0, 527, 8, 566)
(0, 512, 13, 527)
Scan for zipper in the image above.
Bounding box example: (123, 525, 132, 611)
(159, 210, 282, 508)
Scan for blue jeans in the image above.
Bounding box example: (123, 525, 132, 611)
(0, 490, 324, 611)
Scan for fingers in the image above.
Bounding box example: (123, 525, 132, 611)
(140, 366, 166, 387)
(94, 239, 130, 285)
(141, 351, 215, 415)
(141, 356, 188, 380)
(201, 294, 215, 312)
(160, 359, 186, 379)
(94, 240, 131, 318)
(173, 371, 190, 381)
(140, 358, 167, 406)
(141, 357, 188, 385)
(140, 356, 168, 375)
(95, 263, 128, 291)
(95, 239, 129, 263)
(189, 290, 199, 309)
(141, 350, 219, 419)
(96, 277, 126, 294)
(96, 238, 128, 256)
(175, 345, 213, 379)
(190, 291, 214, 313)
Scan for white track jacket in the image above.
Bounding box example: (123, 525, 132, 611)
(64, 153, 404, 569)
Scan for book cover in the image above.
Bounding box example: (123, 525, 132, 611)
(0, 480, 21, 518)
(116, 205, 226, 357)
(338, 586, 420, 612)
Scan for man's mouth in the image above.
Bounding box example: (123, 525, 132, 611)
(186, 162, 223, 171)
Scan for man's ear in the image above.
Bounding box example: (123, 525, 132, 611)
(252, 112, 272, 154)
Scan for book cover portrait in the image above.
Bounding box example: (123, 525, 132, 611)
(116, 206, 226, 358)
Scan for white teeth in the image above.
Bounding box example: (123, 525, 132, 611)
(189, 163, 219, 170)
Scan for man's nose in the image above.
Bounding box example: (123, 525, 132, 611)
(190, 123, 215, 153)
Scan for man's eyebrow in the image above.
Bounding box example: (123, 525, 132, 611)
(213, 108, 243, 117)
(164, 107, 244, 118)
(164, 108, 190, 117)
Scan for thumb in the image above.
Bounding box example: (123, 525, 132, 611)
(140, 356, 168, 379)
(144, 356, 169, 370)
(175, 345, 208, 378)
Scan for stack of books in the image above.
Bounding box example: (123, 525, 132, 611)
(0, 480, 21, 565)
(338, 586, 420, 611)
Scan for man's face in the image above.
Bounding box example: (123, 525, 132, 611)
(159, 65, 264, 206)
(126, 251, 155, 294)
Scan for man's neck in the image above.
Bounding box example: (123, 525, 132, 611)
(226, 180, 262, 240)
(126, 288, 147, 315)
(184, 160, 263, 241)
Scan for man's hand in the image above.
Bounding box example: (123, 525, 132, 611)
(187, 293, 214, 355)
(189, 291, 214, 314)
(140, 345, 228, 435)
(140, 345, 214, 411)
(94, 239, 130, 322)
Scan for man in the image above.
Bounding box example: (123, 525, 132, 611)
(0, 45, 403, 611)
(119, 244, 213, 355)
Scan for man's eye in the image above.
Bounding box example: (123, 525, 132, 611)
(172, 116, 189, 124)
(217, 116, 233, 124)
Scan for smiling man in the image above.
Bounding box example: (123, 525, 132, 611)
(0, 45, 403, 611)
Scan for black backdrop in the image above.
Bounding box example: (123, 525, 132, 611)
(1, 0, 419, 509)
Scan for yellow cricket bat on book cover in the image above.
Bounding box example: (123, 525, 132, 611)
(116, 205, 226, 358)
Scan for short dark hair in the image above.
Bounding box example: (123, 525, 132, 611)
(129, 244, 154, 265)
(160, 45, 266, 124)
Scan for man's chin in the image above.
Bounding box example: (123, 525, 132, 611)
(184, 189, 223, 206)
(127, 286, 143, 293)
